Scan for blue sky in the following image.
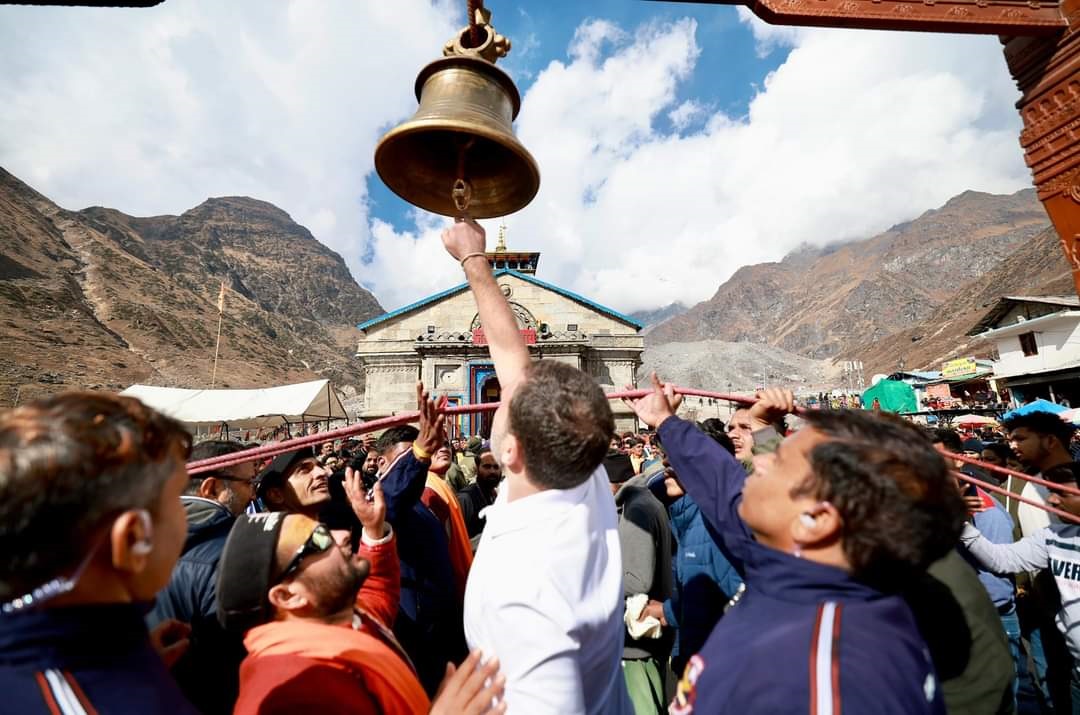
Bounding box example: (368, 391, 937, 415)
(0, 1, 1030, 313)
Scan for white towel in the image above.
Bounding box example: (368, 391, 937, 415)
(624, 593, 663, 639)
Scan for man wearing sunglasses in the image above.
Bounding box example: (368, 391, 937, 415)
(218, 479, 504, 714)
(148, 439, 261, 714)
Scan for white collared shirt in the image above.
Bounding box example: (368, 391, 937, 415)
(464, 465, 632, 715)
(1018, 479, 1063, 537)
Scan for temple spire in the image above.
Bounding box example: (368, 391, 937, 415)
(495, 221, 508, 252)
(485, 221, 540, 274)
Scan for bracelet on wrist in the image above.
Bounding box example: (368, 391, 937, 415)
(459, 252, 488, 268)
(412, 443, 431, 461)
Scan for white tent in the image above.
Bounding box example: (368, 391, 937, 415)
(120, 379, 347, 429)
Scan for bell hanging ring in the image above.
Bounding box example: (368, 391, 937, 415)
(374, 14, 540, 219)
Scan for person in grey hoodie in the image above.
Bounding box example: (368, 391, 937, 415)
(607, 451, 673, 714)
(959, 471, 1080, 710)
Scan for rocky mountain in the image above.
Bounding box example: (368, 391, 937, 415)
(0, 167, 383, 406)
(839, 225, 1073, 374)
(640, 340, 841, 394)
(647, 189, 1068, 375)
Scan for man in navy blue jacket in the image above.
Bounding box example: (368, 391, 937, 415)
(624, 377, 966, 714)
(371, 385, 466, 696)
(0, 392, 198, 714)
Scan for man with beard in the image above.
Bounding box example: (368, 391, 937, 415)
(257, 449, 333, 519)
(148, 440, 260, 714)
(217, 478, 505, 714)
(457, 449, 501, 543)
(1005, 412, 1076, 536)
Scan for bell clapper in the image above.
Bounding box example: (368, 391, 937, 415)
(452, 137, 476, 216)
(452, 178, 473, 216)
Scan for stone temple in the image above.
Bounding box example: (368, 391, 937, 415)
(355, 231, 644, 436)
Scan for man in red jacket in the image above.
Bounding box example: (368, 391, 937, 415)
(217, 443, 506, 713)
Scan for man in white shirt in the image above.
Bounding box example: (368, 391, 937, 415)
(441, 218, 632, 714)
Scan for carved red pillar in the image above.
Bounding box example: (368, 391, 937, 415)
(1003, 0, 1080, 294)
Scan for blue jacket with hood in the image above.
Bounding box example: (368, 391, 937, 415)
(0, 603, 197, 715)
(658, 416, 945, 715)
(147, 496, 243, 715)
(662, 493, 743, 664)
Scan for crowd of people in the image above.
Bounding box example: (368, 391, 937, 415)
(3, 217, 1080, 714)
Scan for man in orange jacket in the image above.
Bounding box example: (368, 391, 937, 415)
(217, 423, 506, 714)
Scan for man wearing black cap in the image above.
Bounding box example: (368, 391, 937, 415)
(256, 448, 332, 519)
(217, 479, 504, 714)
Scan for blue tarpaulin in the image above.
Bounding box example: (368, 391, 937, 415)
(1002, 398, 1067, 421)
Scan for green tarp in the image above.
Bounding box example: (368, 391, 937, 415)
(860, 379, 917, 414)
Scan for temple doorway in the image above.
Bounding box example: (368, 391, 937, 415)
(479, 375, 501, 438)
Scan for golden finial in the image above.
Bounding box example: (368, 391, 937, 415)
(495, 221, 507, 252)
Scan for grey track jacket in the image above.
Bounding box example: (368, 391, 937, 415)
(960, 522, 1080, 675)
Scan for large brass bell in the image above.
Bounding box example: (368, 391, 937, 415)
(374, 14, 540, 219)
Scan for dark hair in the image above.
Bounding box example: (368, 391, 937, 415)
(930, 428, 963, 453)
(697, 419, 736, 456)
(375, 425, 419, 455)
(733, 405, 787, 435)
(1003, 411, 1075, 449)
(0, 392, 191, 599)
(185, 440, 251, 496)
(797, 410, 966, 592)
(982, 442, 1014, 463)
(509, 361, 614, 489)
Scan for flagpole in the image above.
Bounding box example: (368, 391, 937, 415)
(211, 281, 225, 388)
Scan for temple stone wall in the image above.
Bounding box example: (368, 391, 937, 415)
(356, 272, 643, 434)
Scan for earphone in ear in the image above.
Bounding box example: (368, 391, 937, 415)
(131, 509, 154, 556)
(799, 513, 816, 528)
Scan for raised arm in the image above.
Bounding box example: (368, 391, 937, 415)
(377, 383, 444, 524)
(344, 479, 401, 629)
(441, 219, 530, 401)
(959, 523, 1051, 575)
(624, 374, 754, 562)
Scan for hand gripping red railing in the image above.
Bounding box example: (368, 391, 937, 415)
(184, 386, 1080, 523)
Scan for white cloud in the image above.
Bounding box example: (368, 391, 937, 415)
(668, 99, 707, 131)
(736, 6, 801, 57)
(0, 0, 457, 296)
(0, 4, 1032, 318)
